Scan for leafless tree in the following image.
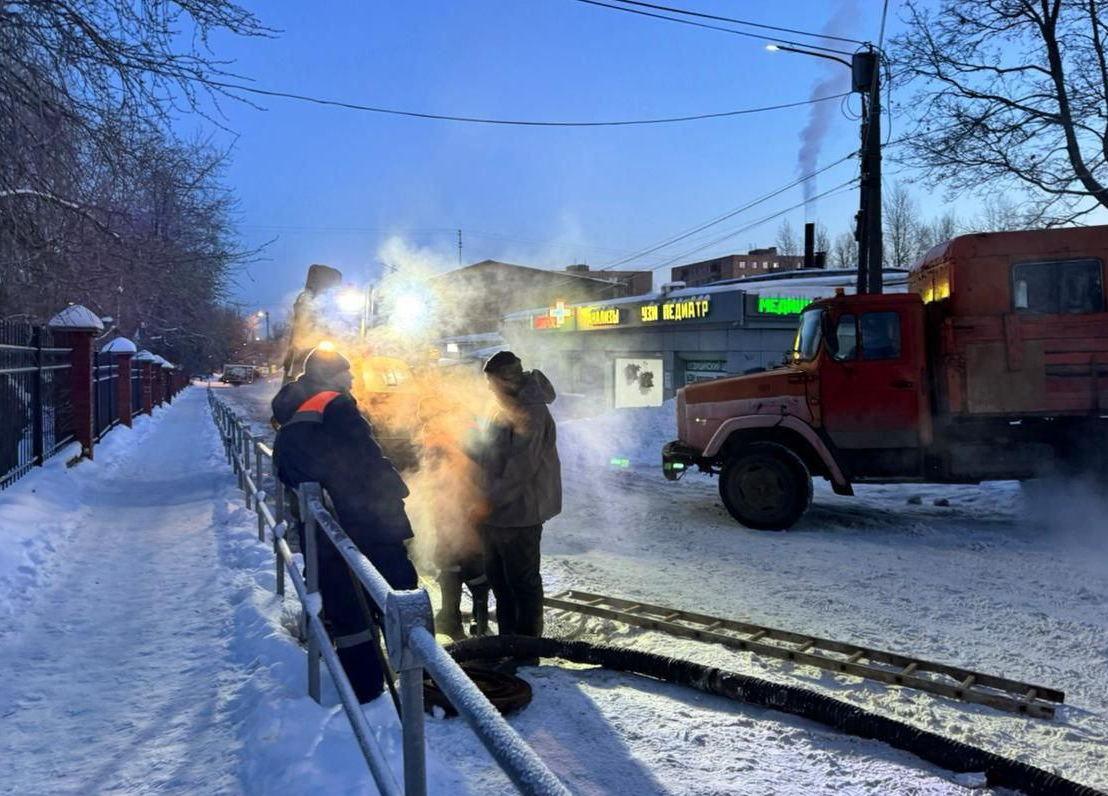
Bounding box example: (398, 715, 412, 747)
(883, 183, 921, 267)
(814, 222, 831, 256)
(832, 232, 858, 268)
(972, 194, 1033, 232)
(775, 219, 800, 256)
(915, 211, 961, 257)
(892, 0, 1108, 224)
(0, 1, 272, 369)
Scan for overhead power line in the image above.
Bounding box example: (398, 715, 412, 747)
(647, 179, 861, 272)
(521, 157, 861, 298)
(601, 0, 866, 45)
(603, 151, 858, 268)
(205, 78, 848, 127)
(568, 0, 856, 55)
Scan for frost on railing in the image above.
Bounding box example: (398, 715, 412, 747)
(206, 390, 572, 796)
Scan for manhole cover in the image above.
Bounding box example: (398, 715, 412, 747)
(424, 663, 533, 717)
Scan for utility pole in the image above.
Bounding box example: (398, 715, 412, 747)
(769, 44, 884, 294)
(853, 48, 882, 294)
(457, 228, 463, 266)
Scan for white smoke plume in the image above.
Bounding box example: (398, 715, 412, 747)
(797, 0, 861, 217)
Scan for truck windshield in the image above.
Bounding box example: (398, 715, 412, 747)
(793, 309, 824, 361)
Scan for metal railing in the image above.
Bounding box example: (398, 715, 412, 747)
(0, 321, 73, 490)
(93, 350, 120, 441)
(207, 391, 572, 796)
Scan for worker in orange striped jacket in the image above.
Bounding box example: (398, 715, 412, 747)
(272, 345, 417, 703)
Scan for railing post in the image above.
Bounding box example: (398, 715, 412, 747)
(400, 668, 428, 796)
(255, 441, 266, 541)
(242, 430, 254, 509)
(223, 408, 232, 464)
(385, 591, 434, 796)
(274, 479, 286, 598)
(300, 483, 322, 703)
(31, 327, 44, 466)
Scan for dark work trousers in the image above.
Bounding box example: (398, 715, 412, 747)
(480, 524, 544, 637)
(317, 536, 417, 703)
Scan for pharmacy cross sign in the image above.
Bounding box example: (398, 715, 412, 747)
(548, 300, 571, 327)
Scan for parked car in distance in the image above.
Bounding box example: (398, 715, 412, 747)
(220, 364, 255, 386)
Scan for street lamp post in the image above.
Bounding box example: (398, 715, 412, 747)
(768, 44, 883, 294)
(256, 310, 270, 340)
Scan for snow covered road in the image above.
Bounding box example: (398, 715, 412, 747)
(0, 393, 246, 796)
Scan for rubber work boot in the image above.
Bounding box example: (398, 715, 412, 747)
(435, 568, 466, 641)
(468, 579, 491, 637)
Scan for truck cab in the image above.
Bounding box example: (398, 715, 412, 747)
(663, 291, 929, 529)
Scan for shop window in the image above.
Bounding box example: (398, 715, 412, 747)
(833, 314, 857, 361)
(1012, 258, 1104, 315)
(860, 312, 901, 360)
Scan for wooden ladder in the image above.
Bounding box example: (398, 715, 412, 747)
(545, 589, 1064, 719)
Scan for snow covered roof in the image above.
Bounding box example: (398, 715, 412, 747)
(101, 337, 137, 354)
(133, 350, 157, 362)
(48, 304, 105, 332)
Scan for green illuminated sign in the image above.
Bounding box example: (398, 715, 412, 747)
(757, 295, 813, 316)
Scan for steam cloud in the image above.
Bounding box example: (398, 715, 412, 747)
(797, 0, 860, 217)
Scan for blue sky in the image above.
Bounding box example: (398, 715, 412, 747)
(189, 0, 945, 317)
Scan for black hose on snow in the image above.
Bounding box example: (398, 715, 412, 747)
(446, 635, 1104, 796)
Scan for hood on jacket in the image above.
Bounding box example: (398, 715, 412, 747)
(514, 369, 556, 405)
(272, 375, 345, 424)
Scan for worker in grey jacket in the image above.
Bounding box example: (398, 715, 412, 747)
(477, 351, 562, 637)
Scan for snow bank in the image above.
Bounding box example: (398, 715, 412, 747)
(0, 408, 168, 629)
(557, 400, 674, 472)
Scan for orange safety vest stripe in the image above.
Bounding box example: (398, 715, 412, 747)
(296, 390, 341, 415)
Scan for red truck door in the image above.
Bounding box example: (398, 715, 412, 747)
(819, 297, 927, 452)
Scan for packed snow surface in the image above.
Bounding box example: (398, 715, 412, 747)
(2, 380, 1106, 794)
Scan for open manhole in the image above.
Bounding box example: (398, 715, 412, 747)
(424, 663, 533, 717)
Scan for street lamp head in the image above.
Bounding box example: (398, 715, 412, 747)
(257, 310, 265, 317)
(766, 43, 780, 52)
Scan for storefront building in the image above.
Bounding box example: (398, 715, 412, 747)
(501, 269, 909, 408)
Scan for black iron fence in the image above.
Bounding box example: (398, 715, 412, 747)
(93, 351, 119, 441)
(0, 322, 73, 490)
(131, 360, 143, 416)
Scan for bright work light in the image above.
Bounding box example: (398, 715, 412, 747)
(337, 288, 364, 314)
(389, 289, 431, 333)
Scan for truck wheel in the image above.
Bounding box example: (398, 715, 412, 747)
(719, 442, 812, 531)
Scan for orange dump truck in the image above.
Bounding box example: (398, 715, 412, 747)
(662, 225, 1108, 529)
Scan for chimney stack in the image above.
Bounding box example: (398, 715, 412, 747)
(804, 222, 815, 270)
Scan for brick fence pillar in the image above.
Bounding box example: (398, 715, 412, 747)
(141, 362, 154, 413)
(102, 337, 137, 428)
(115, 352, 134, 427)
(134, 350, 156, 415)
(48, 305, 104, 460)
(162, 364, 173, 404)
